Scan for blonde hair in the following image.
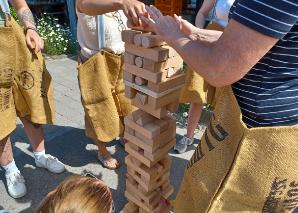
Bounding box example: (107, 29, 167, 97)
(36, 175, 113, 213)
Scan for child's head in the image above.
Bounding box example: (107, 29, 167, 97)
(36, 175, 114, 213)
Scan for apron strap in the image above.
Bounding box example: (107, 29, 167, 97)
(97, 15, 105, 50)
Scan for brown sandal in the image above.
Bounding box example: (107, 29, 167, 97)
(97, 153, 120, 170)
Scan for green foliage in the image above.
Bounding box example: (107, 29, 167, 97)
(10, 6, 20, 24)
(36, 14, 77, 55)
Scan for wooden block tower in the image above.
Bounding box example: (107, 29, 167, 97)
(122, 29, 185, 213)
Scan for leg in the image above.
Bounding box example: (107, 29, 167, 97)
(0, 136, 26, 198)
(20, 116, 65, 173)
(19, 116, 44, 152)
(174, 103, 203, 154)
(0, 136, 13, 167)
(96, 140, 119, 170)
(186, 103, 203, 139)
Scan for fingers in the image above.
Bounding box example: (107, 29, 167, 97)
(129, 9, 139, 26)
(26, 34, 34, 50)
(149, 5, 163, 19)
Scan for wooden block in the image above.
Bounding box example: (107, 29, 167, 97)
(148, 89, 181, 109)
(132, 98, 168, 119)
(166, 67, 176, 78)
(125, 143, 152, 167)
(134, 34, 143, 46)
(166, 102, 179, 113)
(125, 191, 158, 212)
(125, 131, 159, 153)
(143, 56, 183, 73)
(136, 113, 155, 126)
(131, 109, 144, 121)
(125, 155, 172, 185)
(134, 56, 143, 68)
(124, 71, 135, 83)
(125, 43, 170, 62)
(124, 115, 161, 139)
(135, 77, 147, 86)
(143, 138, 175, 161)
(124, 53, 136, 65)
(134, 122, 176, 148)
(125, 86, 137, 99)
(125, 126, 135, 136)
(141, 34, 165, 48)
(123, 202, 139, 213)
(153, 119, 169, 132)
(122, 30, 142, 44)
(125, 63, 167, 84)
(147, 73, 186, 93)
(134, 92, 148, 105)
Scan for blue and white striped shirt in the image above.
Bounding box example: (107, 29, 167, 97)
(229, 0, 298, 128)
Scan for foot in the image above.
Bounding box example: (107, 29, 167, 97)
(35, 154, 65, 174)
(97, 153, 119, 170)
(174, 135, 194, 154)
(5, 172, 26, 199)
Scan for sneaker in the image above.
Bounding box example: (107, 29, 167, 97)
(5, 172, 26, 199)
(174, 135, 194, 154)
(35, 154, 65, 174)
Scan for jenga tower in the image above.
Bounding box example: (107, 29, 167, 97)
(121, 29, 185, 213)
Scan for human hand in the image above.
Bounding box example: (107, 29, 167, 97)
(174, 15, 200, 40)
(25, 28, 44, 54)
(121, 0, 147, 27)
(140, 5, 184, 44)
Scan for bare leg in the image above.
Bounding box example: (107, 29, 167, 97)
(20, 117, 44, 152)
(0, 136, 13, 167)
(186, 103, 203, 139)
(96, 141, 119, 170)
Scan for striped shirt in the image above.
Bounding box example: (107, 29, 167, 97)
(229, 0, 298, 128)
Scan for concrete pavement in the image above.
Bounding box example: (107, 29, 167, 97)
(0, 56, 199, 213)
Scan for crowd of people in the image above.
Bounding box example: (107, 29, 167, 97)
(0, 0, 297, 212)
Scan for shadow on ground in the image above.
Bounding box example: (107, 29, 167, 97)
(1, 125, 192, 213)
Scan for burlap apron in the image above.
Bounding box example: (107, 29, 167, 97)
(78, 50, 134, 142)
(174, 86, 298, 212)
(179, 22, 224, 104)
(0, 17, 55, 140)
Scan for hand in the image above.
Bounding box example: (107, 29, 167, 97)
(140, 5, 184, 44)
(121, 0, 147, 27)
(26, 29, 44, 54)
(174, 15, 200, 40)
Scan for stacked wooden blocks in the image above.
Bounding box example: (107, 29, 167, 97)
(122, 29, 186, 213)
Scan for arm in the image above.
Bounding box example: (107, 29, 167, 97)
(141, 7, 278, 87)
(76, 0, 146, 26)
(195, 0, 215, 28)
(9, 0, 43, 53)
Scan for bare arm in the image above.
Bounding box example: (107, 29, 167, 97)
(142, 7, 278, 87)
(76, 0, 146, 26)
(9, 0, 35, 29)
(9, 0, 44, 53)
(195, 0, 215, 28)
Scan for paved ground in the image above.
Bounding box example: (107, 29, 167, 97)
(0, 57, 199, 213)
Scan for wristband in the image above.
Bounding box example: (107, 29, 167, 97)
(25, 26, 37, 34)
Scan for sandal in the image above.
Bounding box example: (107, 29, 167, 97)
(97, 153, 120, 170)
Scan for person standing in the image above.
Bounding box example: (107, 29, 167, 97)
(0, 0, 64, 199)
(76, 0, 147, 170)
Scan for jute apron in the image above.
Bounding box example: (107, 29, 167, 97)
(78, 50, 134, 142)
(174, 86, 298, 212)
(0, 17, 55, 140)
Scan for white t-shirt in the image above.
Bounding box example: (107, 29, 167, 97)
(77, 10, 128, 58)
(0, 0, 10, 14)
(207, 0, 235, 27)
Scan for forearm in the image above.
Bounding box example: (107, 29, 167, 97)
(167, 31, 232, 87)
(9, 0, 36, 28)
(77, 0, 122, 16)
(191, 28, 223, 42)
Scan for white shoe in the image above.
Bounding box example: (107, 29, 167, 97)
(5, 172, 27, 199)
(35, 154, 65, 174)
(174, 135, 194, 154)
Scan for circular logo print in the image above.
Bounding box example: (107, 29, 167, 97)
(20, 71, 34, 90)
